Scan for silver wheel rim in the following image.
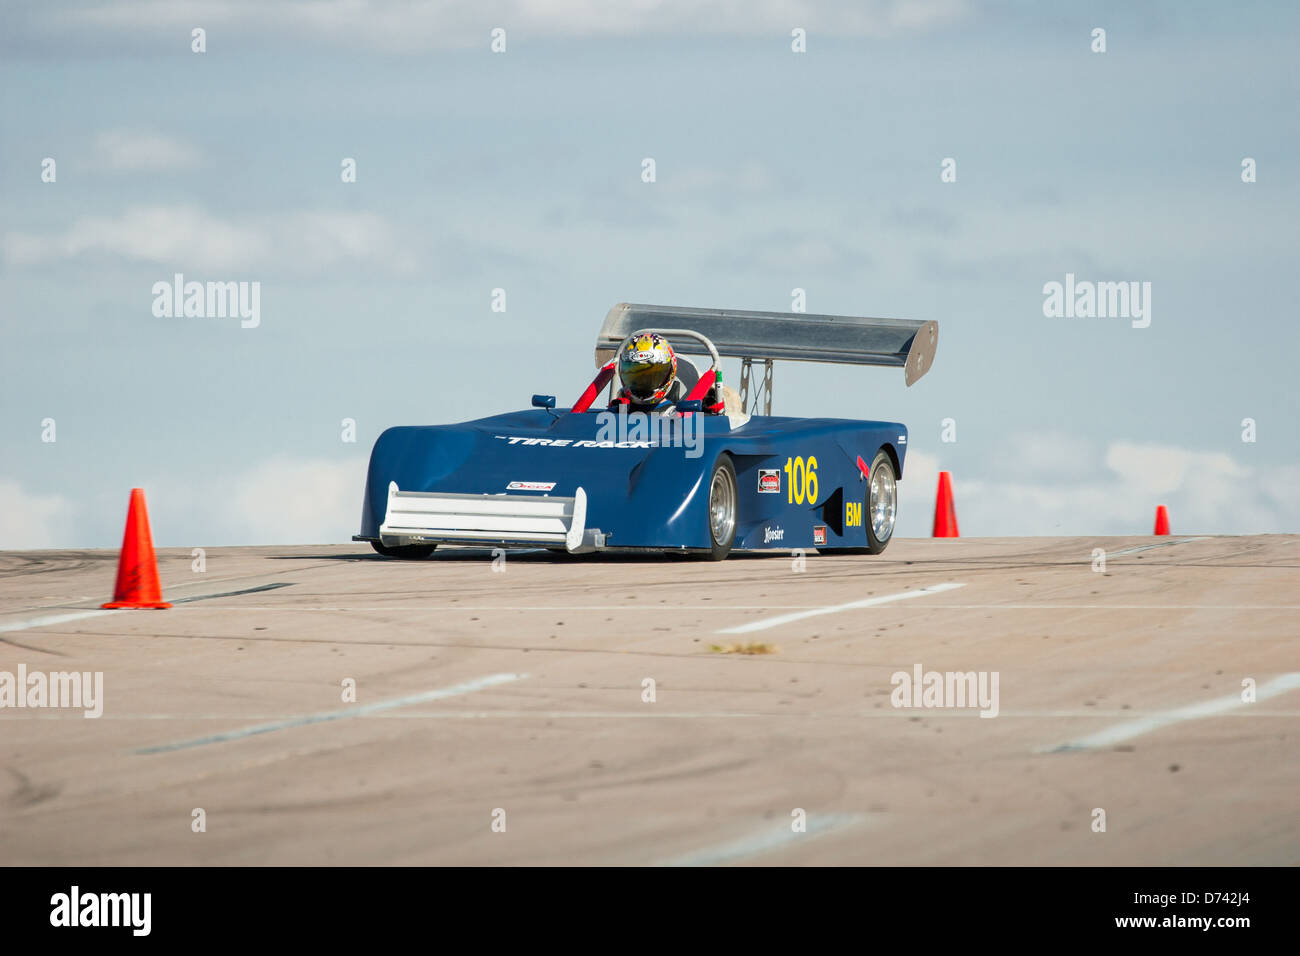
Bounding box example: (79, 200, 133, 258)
(869, 459, 896, 542)
(709, 466, 736, 545)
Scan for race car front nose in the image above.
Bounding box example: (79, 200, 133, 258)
(378, 482, 593, 552)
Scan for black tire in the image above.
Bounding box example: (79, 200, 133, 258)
(705, 454, 738, 561)
(839, 448, 897, 555)
(370, 541, 436, 559)
(864, 448, 897, 554)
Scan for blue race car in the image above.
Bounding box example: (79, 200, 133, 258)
(355, 303, 938, 560)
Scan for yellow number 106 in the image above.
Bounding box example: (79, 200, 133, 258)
(782, 456, 819, 505)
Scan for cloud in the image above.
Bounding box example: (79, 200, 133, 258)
(883, 204, 959, 236)
(1105, 441, 1246, 497)
(898, 436, 1300, 537)
(3, 206, 268, 270)
(221, 457, 364, 545)
(145, 457, 366, 546)
(670, 162, 780, 196)
(94, 129, 201, 172)
(706, 227, 871, 274)
(2, 205, 418, 274)
(0, 480, 76, 550)
(41, 0, 972, 52)
(0, 458, 366, 550)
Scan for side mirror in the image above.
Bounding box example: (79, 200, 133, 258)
(674, 399, 703, 413)
(532, 394, 556, 409)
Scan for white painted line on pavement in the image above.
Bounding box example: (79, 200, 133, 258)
(0, 608, 117, 635)
(134, 673, 528, 754)
(660, 813, 866, 866)
(1042, 672, 1300, 753)
(1103, 536, 1210, 557)
(716, 582, 967, 634)
(0, 584, 293, 635)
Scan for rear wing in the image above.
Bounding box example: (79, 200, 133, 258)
(595, 303, 938, 388)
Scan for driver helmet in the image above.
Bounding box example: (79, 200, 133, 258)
(618, 332, 677, 404)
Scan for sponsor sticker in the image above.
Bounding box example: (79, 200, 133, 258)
(493, 435, 653, 449)
(763, 526, 784, 544)
(758, 469, 781, 494)
(507, 481, 556, 491)
(813, 525, 827, 546)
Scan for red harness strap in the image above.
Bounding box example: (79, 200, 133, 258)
(684, 368, 716, 403)
(571, 361, 616, 413)
(680, 368, 720, 416)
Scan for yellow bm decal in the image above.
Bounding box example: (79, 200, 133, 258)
(846, 500, 862, 527)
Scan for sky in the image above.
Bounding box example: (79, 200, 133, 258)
(1, 0, 1297, 547)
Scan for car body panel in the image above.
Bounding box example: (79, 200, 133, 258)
(358, 408, 907, 552)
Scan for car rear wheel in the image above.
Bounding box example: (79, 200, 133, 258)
(370, 541, 436, 559)
(706, 454, 738, 561)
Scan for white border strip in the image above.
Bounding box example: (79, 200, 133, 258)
(1043, 672, 1300, 752)
(716, 582, 966, 634)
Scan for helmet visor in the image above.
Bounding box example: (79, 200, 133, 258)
(620, 358, 673, 402)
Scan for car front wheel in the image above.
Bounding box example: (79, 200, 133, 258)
(706, 454, 738, 561)
(838, 448, 898, 555)
(864, 448, 897, 553)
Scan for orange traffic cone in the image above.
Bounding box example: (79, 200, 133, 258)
(933, 471, 959, 538)
(1153, 505, 1170, 536)
(102, 488, 171, 609)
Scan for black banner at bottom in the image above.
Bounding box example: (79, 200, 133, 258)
(0, 865, 1283, 943)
